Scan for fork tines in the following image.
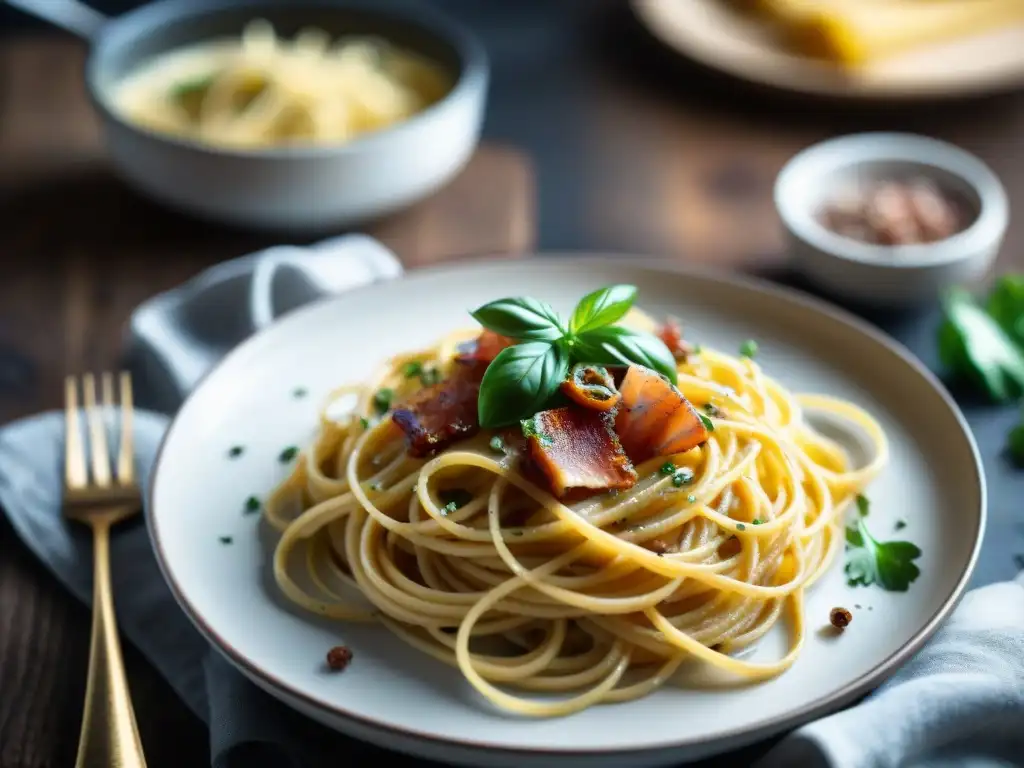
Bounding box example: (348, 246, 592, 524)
(64, 372, 135, 494)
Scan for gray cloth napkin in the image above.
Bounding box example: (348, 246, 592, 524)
(2, 238, 1023, 768)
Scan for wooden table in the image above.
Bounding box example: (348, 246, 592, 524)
(3, 1, 1024, 764)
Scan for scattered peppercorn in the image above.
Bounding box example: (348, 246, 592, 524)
(326, 645, 353, 671)
(830, 607, 853, 630)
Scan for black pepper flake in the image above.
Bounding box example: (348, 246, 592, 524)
(830, 607, 852, 630)
(279, 446, 298, 463)
(326, 645, 353, 671)
(228, 446, 244, 458)
(219, 535, 233, 545)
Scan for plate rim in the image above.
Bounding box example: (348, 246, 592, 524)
(629, 0, 1024, 102)
(147, 253, 987, 756)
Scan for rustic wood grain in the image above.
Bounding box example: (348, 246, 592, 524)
(0, 36, 533, 768)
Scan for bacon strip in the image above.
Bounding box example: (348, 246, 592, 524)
(454, 330, 514, 368)
(615, 365, 709, 463)
(560, 365, 621, 412)
(658, 317, 694, 363)
(392, 367, 481, 458)
(525, 407, 637, 498)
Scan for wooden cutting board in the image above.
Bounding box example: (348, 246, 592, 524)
(0, 36, 534, 768)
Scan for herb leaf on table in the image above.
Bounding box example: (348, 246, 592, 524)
(938, 287, 1024, 402)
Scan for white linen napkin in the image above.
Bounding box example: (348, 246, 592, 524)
(0, 236, 1021, 768)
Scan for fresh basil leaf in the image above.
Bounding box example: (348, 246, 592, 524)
(471, 297, 565, 342)
(569, 284, 637, 335)
(939, 288, 1024, 402)
(986, 274, 1024, 349)
(574, 325, 677, 383)
(478, 342, 570, 427)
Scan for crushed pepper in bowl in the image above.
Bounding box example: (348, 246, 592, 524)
(818, 177, 973, 248)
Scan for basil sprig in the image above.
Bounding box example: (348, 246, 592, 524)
(472, 285, 677, 427)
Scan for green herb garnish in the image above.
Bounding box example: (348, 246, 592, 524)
(244, 496, 261, 514)
(489, 435, 506, 454)
(698, 412, 715, 432)
(403, 361, 424, 378)
(752, 519, 762, 525)
(219, 535, 233, 545)
(439, 488, 473, 511)
(373, 388, 394, 414)
(660, 462, 676, 475)
(894, 519, 907, 531)
(171, 75, 213, 101)
(359, 417, 370, 430)
(471, 285, 677, 427)
(228, 445, 244, 458)
(293, 387, 308, 398)
(672, 468, 694, 487)
(736, 523, 746, 531)
(845, 516, 921, 592)
(739, 339, 758, 358)
(419, 367, 442, 387)
(687, 494, 697, 503)
(856, 494, 870, 517)
(279, 446, 298, 463)
(1009, 421, 1024, 465)
(520, 416, 553, 446)
(938, 286, 1024, 402)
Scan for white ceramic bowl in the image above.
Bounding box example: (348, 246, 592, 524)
(775, 133, 1009, 307)
(22, 0, 489, 233)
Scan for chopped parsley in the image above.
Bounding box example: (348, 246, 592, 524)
(278, 446, 298, 463)
(521, 417, 553, 447)
(698, 412, 715, 432)
(752, 518, 762, 525)
(845, 516, 921, 592)
(403, 361, 424, 378)
(373, 388, 394, 414)
(855, 494, 870, 517)
(895, 519, 907, 531)
(660, 461, 676, 475)
(359, 417, 370, 430)
(736, 523, 746, 531)
(439, 488, 473, 515)
(228, 446, 244, 458)
(219, 535, 233, 545)
(244, 496, 261, 514)
(419, 367, 442, 386)
(687, 494, 697, 503)
(292, 387, 308, 398)
(739, 339, 758, 358)
(489, 435, 506, 454)
(672, 467, 694, 487)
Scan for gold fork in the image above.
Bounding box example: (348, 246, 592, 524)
(64, 372, 147, 768)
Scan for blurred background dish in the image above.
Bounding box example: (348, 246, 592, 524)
(631, 0, 1024, 100)
(775, 133, 1008, 307)
(16, 0, 488, 232)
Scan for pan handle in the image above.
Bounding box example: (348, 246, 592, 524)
(4, 0, 107, 39)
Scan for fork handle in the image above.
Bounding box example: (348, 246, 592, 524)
(75, 518, 147, 768)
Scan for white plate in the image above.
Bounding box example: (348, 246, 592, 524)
(149, 257, 985, 767)
(631, 0, 1024, 101)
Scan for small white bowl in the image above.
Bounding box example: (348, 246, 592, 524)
(34, 0, 489, 233)
(775, 133, 1009, 307)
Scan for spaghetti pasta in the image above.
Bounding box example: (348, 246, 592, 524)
(111, 20, 451, 148)
(264, 309, 887, 717)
